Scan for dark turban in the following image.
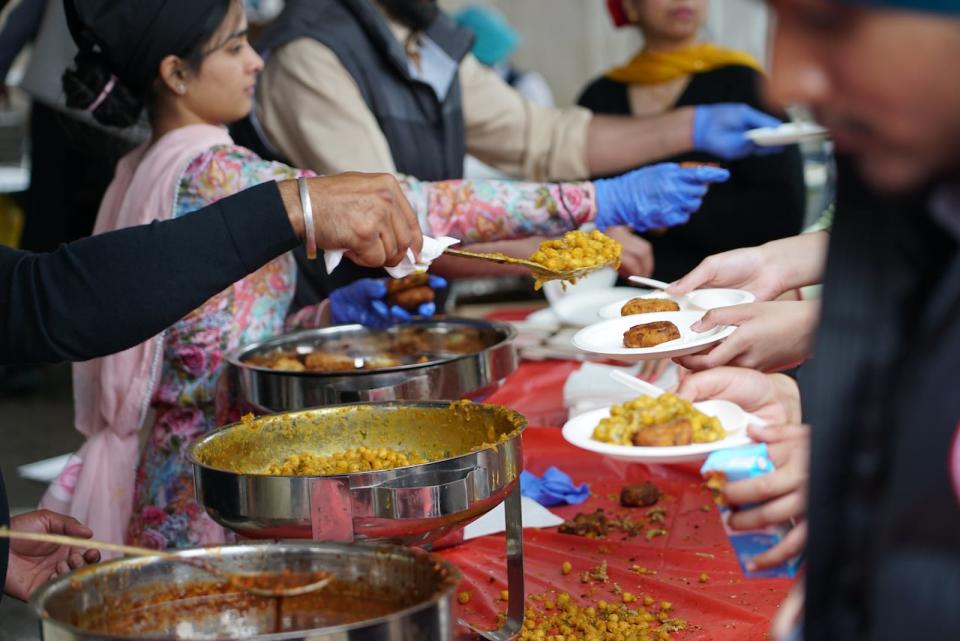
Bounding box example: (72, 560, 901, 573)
(64, 0, 230, 96)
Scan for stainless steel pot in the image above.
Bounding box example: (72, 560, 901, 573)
(186, 401, 524, 547)
(30, 541, 460, 641)
(226, 319, 517, 411)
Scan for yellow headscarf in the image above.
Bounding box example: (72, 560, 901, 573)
(606, 43, 763, 85)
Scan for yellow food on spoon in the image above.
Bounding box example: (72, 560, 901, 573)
(527, 229, 622, 289)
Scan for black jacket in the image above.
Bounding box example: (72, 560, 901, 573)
(0, 182, 298, 598)
(578, 65, 806, 282)
(799, 160, 960, 640)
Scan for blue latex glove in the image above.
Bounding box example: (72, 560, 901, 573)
(520, 466, 590, 507)
(594, 162, 730, 232)
(693, 103, 785, 159)
(329, 275, 447, 330)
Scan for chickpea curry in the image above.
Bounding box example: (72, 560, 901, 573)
(592, 393, 725, 447)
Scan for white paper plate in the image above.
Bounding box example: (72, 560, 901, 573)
(562, 401, 755, 464)
(745, 122, 828, 146)
(550, 287, 639, 327)
(597, 288, 754, 321)
(574, 311, 734, 362)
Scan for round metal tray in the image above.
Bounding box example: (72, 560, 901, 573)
(31, 541, 460, 641)
(187, 401, 525, 547)
(227, 318, 517, 411)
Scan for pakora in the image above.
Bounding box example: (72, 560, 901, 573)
(620, 298, 680, 316)
(623, 320, 681, 348)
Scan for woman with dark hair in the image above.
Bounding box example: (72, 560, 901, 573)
(45, 0, 729, 552)
(578, 0, 807, 283)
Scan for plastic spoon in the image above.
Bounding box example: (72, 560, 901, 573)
(0, 527, 334, 598)
(628, 275, 671, 290)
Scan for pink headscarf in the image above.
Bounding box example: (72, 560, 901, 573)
(40, 124, 234, 550)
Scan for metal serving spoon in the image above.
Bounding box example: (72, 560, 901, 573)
(443, 247, 615, 287)
(0, 527, 333, 598)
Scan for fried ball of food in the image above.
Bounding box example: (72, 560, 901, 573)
(304, 351, 357, 372)
(623, 321, 681, 348)
(386, 272, 430, 294)
(620, 482, 660, 507)
(620, 297, 681, 316)
(387, 285, 435, 310)
(270, 356, 306, 372)
(631, 418, 694, 446)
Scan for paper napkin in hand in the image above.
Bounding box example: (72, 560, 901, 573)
(323, 236, 460, 278)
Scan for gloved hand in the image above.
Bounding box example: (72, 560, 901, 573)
(594, 162, 730, 232)
(693, 103, 785, 159)
(329, 275, 447, 329)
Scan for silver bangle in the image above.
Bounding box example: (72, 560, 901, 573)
(298, 176, 317, 260)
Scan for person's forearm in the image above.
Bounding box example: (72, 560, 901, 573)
(400, 176, 597, 243)
(585, 108, 696, 177)
(761, 231, 829, 291)
(1, 182, 301, 364)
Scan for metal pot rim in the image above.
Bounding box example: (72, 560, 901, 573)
(30, 541, 462, 641)
(225, 319, 517, 378)
(185, 400, 527, 479)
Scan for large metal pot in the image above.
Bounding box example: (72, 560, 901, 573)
(186, 401, 525, 547)
(226, 319, 517, 412)
(30, 541, 460, 641)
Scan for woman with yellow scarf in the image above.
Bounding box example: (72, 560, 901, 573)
(578, 0, 806, 283)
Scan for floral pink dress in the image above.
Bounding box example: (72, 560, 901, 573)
(127, 146, 308, 548)
(124, 147, 598, 550)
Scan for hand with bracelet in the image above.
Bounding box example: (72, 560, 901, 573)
(277, 172, 424, 268)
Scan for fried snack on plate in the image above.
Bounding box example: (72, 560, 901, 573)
(620, 297, 681, 316)
(631, 418, 694, 446)
(623, 320, 681, 348)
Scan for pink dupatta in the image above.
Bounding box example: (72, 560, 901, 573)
(40, 124, 234, 549)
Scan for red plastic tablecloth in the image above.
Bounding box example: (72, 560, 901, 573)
(443, 308, 792, 639)
(440, 428, 793, 640)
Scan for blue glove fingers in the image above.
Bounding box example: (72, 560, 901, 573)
(684, 166, 731, 184)
(427, 275, 448, 289)
(417, 302, 437, 317)
(390, 305, 413, 324)
(359, 278, 388, 300)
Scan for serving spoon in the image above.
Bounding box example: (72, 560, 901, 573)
(0, 527, 334, 598)
(443, 247, 616, 287)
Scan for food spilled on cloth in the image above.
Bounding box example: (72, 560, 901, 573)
(527, 229, 622, 289)
(592, 393, 725, 447)
(623, 320, 681, 348)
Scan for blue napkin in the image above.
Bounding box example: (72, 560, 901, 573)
(520, 466, 590, 506)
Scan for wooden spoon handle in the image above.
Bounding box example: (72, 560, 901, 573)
(0, 527, 183, 562)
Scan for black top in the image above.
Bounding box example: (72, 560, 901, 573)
(799, 161, 960, 640)
(0, 181, 298, 364)
(577, 65, 807, 282)
(0, 180, 299, 599)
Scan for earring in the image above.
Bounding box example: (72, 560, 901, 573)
(177, 83, 186, 95)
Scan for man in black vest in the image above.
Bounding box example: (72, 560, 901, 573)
(245, 0, 780, 304)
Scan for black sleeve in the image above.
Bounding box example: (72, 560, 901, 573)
(0, 181, 300, 364)
(576, 76, 631, 115)
(681, 66, 807, 248)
